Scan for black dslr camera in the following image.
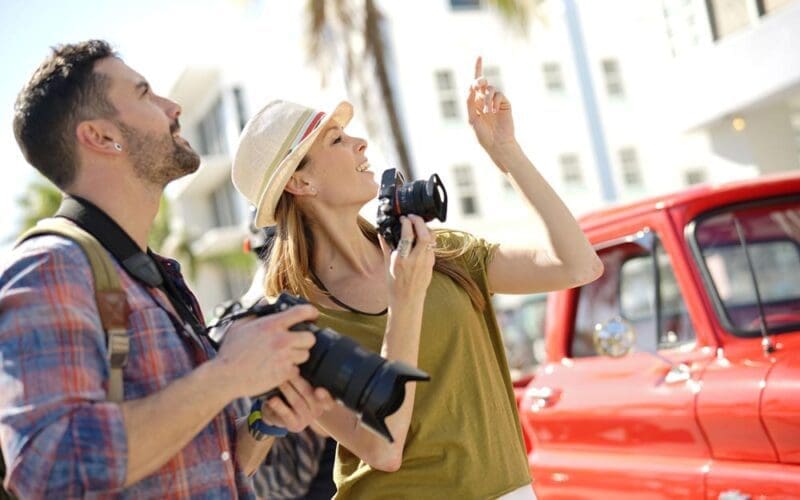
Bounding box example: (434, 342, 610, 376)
(376, 168, 448, 248)
(246, 292, 430, 442)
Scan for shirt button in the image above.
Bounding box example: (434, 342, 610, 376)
(221, 451, 231, 462)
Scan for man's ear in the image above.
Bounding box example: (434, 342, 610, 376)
(284, 173, 317, 197)
(76, 119, 122, 155)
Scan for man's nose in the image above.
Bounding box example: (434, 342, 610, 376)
(159, 95, 182, 121)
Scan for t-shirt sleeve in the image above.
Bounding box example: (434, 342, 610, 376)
(435, 230, 499, 295)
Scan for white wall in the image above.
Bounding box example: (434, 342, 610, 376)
(657, 0, 800, 131)
(707, 103, 799, 174)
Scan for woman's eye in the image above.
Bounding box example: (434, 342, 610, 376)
(333, 136, 342, 144)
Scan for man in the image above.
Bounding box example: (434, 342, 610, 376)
(0, 40, 332, 498)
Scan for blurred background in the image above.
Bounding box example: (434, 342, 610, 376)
(2, 0, 799, 379)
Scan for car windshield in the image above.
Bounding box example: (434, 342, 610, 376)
(692, 197, 800, 335)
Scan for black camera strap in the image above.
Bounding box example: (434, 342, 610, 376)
(55, 195, 213, 350)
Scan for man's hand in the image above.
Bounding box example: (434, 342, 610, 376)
(213, 304, 319, 399)
(260, 377, 334, 432)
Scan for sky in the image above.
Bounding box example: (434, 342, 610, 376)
(0, 0, 257, 245)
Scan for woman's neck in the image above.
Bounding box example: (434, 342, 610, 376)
(308, 207, 383, 280)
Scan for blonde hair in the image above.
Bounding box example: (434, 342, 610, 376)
(264, 192, 486, 311)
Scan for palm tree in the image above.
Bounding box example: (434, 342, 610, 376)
(16, 177, 62, 235)
(306, 0, 415, 178)
(304, 0, 544, 180)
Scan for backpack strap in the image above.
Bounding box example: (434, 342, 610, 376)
(16, 218, 130, 403)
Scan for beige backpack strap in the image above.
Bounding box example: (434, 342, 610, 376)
(17, 218, 130, 403)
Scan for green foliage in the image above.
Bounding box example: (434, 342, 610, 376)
(203, 250, 257, 272)
(149, 196, 172, 252)
(16, 178, 62, 235)
(16, 176, 173, 254)
(486, 0, 547, 35)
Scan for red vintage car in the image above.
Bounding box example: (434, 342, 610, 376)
(517, 172, 800, 499)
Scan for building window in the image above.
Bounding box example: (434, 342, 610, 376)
(684, 167, 707, 186)
(707, 0, 755, 39)
(195, 97, 228, 156)
(662, 0, 711, 57)
(559, 153, 584, 187)
(601, 59, 625, 98)
(450, 0, 481, 9)
(542, 62, 565, 93)
(452, 164, 479, 216)
(435, 69, 460, 120)
(619, 148, 643, 188)
(210, 181, 241, 228)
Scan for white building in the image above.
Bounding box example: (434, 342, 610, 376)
(657, 0, 800, 179)
(165, 0, 800, 344)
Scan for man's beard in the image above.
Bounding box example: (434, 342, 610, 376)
(117, 121, 201, 187)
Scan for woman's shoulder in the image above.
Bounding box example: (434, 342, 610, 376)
(433, 228, 498, 276)
(433, 229, 478, 251)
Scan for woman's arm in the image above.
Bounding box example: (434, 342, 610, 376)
(315, 297, 424, 471)
(314, 215, 433, 471)
(468, 57, 603, 294)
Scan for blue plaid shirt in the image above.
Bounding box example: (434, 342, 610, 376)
(0, 235, 255, 499)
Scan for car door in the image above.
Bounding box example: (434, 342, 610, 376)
(524, 213, 712, 499)
(688, 197, 800, 498)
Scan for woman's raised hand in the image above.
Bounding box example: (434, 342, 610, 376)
(379, 215, 436, 307)
(467, 56, 516, 160)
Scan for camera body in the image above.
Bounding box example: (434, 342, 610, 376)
(376, 168, 448, 248)
(251, 293, 430, 442)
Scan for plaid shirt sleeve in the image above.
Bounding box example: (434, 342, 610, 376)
(0, 236, 128, 498)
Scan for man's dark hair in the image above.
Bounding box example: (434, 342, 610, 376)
(13, 40, 118, 188)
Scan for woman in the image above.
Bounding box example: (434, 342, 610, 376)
(231, 57, 602, 499)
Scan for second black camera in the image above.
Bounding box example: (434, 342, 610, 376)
(376, 168, 448, 248)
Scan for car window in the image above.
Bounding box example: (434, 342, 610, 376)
(496, 294, 547, 379)
(693, 199, 800, 334)
(572, 238, 695, 358)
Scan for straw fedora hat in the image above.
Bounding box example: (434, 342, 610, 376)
(232, 99, 353, 228)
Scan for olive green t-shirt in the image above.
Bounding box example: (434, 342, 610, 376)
(314, 231, 531, 499)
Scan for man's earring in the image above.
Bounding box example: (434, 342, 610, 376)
(114, 143, 123, 152)
(310, 187, 317, 195)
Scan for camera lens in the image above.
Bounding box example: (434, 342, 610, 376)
(258, 293, 429, 442)
(396, 174, 447, 222)
(294, 323, 428, 442)
(376, 168, 448, 249)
